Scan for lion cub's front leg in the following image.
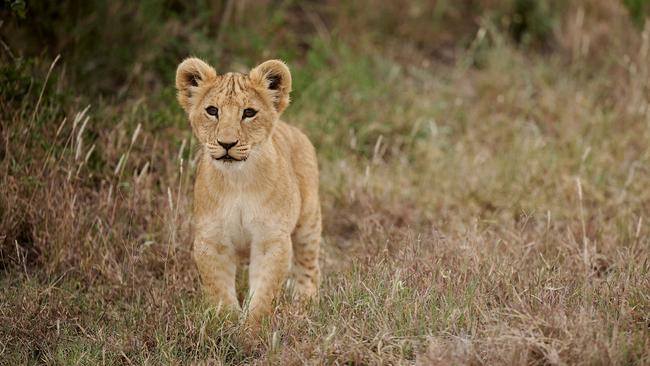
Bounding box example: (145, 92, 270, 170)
(193, 238, 240, 313)
(246, 234, 292, 322)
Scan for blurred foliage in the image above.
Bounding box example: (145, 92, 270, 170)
(507, 0, 562, 48)
(0, 57, 33, 106)
(0, 0, 648, 103)
(2, 1, 222, 95)
(623, 0, 650, 26)
(3, 0, 25, 17)
(0, 0, 585, 99)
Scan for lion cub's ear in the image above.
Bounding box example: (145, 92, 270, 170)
(175, 58, 217, 113)
(250, 60, 292, 114)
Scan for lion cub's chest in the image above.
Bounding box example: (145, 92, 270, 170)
(214, 193, 264, 259)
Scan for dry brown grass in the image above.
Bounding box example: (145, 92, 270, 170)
(1, 0, 649, 364)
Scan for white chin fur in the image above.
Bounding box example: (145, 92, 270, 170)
(211, 158, 245, 171)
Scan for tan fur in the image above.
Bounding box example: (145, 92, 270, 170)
(175, 58, 321, 323)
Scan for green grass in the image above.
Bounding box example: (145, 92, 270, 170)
(1, 0, 650, 364)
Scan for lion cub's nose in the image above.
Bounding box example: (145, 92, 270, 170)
(217, 140, 238, 151)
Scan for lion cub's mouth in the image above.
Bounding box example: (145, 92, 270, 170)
(214, 154, 245, 162)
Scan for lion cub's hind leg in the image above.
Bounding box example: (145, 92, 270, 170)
(290, 209, 322, 299)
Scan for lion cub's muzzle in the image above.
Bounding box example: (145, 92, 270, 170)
(206, 141, 251, 162)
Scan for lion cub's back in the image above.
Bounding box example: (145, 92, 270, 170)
(272, 121, 320, 205)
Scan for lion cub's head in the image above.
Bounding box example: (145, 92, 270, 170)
(175, 58, 291, 165)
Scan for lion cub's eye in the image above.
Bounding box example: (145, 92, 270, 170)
(242, 108, 257, 119)
(205, 106, 219, 117)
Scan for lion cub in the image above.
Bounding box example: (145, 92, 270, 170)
(176, 58, 321, 322)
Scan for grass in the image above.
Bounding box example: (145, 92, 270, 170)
(1, 0, 649, 364)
